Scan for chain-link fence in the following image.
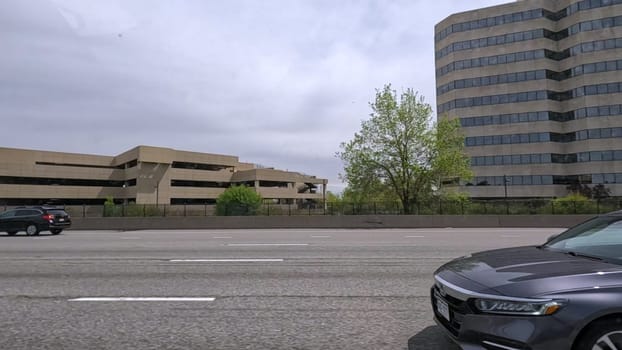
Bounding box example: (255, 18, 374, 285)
(3, 199, 620, 217)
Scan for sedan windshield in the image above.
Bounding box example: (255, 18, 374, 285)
(545, 215, 622, 264)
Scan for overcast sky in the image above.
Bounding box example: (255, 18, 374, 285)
(1, 0, 509, 192)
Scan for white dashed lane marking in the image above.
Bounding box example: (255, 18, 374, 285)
(69, 297, 215, 302)
(169, 259, 284, 262)
(226, 243, 308, 246)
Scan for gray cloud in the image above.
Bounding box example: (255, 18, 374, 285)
(0, 0, 509, 191)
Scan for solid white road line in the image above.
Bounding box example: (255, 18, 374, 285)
(310, 235, 331, 238)
(226, 243, 308, 246)
(404, 235, 425, 238)
(169, 259, 284, 262)
(69, 297, 215, 302)
(212, 236, 233, 239)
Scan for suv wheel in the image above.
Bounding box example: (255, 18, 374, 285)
(25, 224, 39, 236)
(50, 229, 62, 235)
(575, 318, 622, 350)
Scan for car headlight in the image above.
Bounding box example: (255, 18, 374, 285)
(473, 298, 563, 316)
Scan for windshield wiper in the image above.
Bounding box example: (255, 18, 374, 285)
(565, 251, 604, 261)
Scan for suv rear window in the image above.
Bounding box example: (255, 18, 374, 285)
(47, 210, 68, 216)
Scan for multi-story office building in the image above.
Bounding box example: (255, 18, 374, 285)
(0, 146, 327, 205)
(436, 0, 622, 198)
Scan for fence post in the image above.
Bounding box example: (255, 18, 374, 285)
(573, 201, 577, 214)
(461, 201, 465, 215)
(288, 203, 291, 216)
(505, 199, 509, 215)
(184, 204, 187, 217)
(163, 205, 167, 217)
(82, 204, 86, 218)
(267, 203, 270, 216)
(373, 202, 377, 215)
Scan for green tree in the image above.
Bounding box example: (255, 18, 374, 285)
(216, 185, 263, 216)
(337, 84, 471, 214)
(325, 191, 343, 203)
(592, 184, 611, 199)
(552, 193, 596, 214)
(566, 183, 611, 199)
(339, 181, 398, 204)
(103, 196, 116, 217)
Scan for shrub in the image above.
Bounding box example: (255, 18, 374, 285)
(216, 185, 263, 216)
(103, 196, 117, 217)
(552, 193, 597, 214)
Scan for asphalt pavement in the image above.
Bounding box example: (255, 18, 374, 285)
(0, 227, 564, 350)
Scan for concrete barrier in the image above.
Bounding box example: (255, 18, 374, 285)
(69, 215, 595, 230)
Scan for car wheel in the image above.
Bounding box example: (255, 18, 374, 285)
(25, 224, 39, 236)
(7, 231, 17, 236)
(575, 317, 622, 350)
(50, 229, 62, 235)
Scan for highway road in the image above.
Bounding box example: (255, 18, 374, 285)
(0, 227, 564, 350)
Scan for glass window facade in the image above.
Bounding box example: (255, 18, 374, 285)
(439, 83, 622, 113)
(471, 150, 622, 166)
(439, 60, 622, 96)
(435, 0, 622, 42)
(436, 1, 622, 197)
(436, 29, 546, 59)
(437, 38, 622, 78)
(437, 16, 622, 59)
(0, 176, 135, 187)
(435, 9, 545, 42)
(460, 104, 622, 127)
(465, 128, 622, 147)
(467, 173, 622, 186)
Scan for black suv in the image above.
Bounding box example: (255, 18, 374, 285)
(0, 207, 71, 236)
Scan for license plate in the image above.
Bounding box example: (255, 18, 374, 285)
(436, 297, 451, 321)
(59, 218, 64, 222)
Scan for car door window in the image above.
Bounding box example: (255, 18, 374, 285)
(0, 211, 17, 218)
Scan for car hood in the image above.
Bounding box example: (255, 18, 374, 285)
(436, 246, 622, 297)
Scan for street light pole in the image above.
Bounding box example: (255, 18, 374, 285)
(504, 175, 508, 199)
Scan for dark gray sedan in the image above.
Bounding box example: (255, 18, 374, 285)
(432, 212, 622, 350)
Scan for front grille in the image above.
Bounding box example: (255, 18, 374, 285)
(431, 285, 470, 337)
